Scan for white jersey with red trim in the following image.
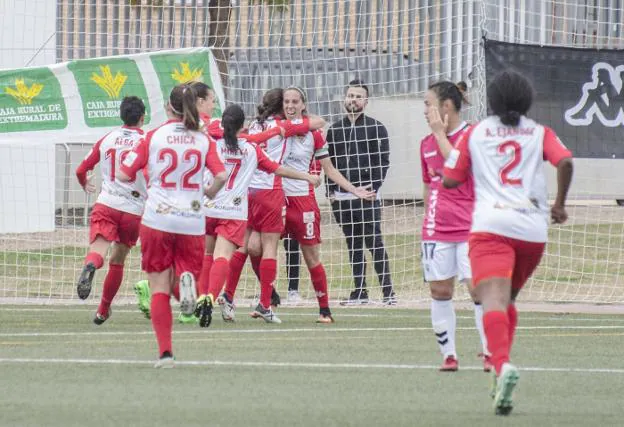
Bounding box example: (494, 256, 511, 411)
(247, 117, 287, 190)
(282, 130, 329, 196)
(121, 120, 225, 236)
(79, 127, 146, 216)
(205, 138, 279, 220)
(443, 116, 572, 243)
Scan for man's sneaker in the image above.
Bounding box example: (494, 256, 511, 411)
(76, 262, 96, 300)
(339, 290, 369, 306)
(440, 355, 459, 372)
(250, 303, 282, 324)
(178, 312, 198, 324)
(271, 288, 281, 308)
(93, 308, 111, 325)
(383, 292, 398, 306)
(219, 294, 236, 322)
(316, 314, 335, 324)
(194, 295, 214, 328)
(287, 290, 301, 304)
(178, 272, 197, 316)
(479, 352, 493, 373)
(134, 280, 151, 319)
(154, 351, 174, 369)
(493, 363, 519, 415)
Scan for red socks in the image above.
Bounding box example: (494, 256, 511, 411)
(309, 264, 329, 309)
(250, 255, 262, 281)
(207, 257, 229, 299)
(198, 254, 214, 296)
(507, 303, 518, 349)
(483, 311, 510, 375)
(151, 292, 173, 357)
(259, 258, 277, 308)
(98, 263, 124, 314)
(225, 251, 247, 300)
(84, 252, 104, 269)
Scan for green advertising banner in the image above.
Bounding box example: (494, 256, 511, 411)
(150, 51, 223, 118)
(0, 67, 67, 133)
(68, 58, 151, 128)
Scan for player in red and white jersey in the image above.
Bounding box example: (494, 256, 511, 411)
(443, 70, 573, 415)
(118, 84, 227, 367)
(74, 96, 147, 324)
(256, 86, 374, 324)
(420, 81, 490, 372)
(193, 104, 320, 327)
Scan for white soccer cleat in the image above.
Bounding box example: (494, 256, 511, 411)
(250, 303, 282, 324)
(287, 290, 302, 304)
(154, 352, 174, 369)
(493, 363, 519, 415)
(219, 294, 236, 322)
(178, 272, 197, 316)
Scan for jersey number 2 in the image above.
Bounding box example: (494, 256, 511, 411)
(498, 140, 523, 187)
(158, 148, 202, 190)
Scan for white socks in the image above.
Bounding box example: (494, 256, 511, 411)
(431, 299, 456, 358)
(474, 303, 490, 355)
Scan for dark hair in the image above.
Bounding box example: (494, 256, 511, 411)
(456, 81, 468, 93)
(428, 80, 467, 111)
(284, 86, 307, 103)
(347, 79, 369, 97)
(256, 88, 283, 125)
(189, 81, 213, 100)
(169, 84, 199, 131)
(487, 70, 533, 127)
(221, 104, 245, 152)
(120, 96, 145, 126)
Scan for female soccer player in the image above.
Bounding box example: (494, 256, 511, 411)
(193, 104, 320, 327)
(443, 70, 573, 415)
(420, 81, 490, 372)
(252, 86, 375, 324)
(118, 84, 228, 367)
(75, 96, 146, 325)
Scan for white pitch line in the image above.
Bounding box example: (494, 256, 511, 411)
(2, 325, 624, 338)
(0, 357, 623, 374)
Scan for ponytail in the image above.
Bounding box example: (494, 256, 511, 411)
(487, 70, 533, 127)
(255, 88, 284, 126)
(221, 104, 246, 152)
(169, 84, 200, 131)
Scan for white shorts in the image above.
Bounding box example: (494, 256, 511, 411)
(421, 241, 471, 283)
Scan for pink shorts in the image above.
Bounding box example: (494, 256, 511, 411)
(248, 188, 286, 233)
(139, 224, 204, 279)
(469, 232, 545, 290)
(283, 195, 321, 246)
(205, 217, 247, 248)
(89, 203, 141, 247)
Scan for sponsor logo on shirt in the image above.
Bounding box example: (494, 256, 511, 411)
(425, 189, 438, 237)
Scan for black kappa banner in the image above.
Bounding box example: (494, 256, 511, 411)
(485, 39, 624, 159)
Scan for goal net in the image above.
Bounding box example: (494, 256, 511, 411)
(1, 0, 623, 307)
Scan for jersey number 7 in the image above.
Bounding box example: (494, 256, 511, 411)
(225, 158, 242, 191)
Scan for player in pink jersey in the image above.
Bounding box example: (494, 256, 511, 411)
(254, 86, 374, 324)
(118, 84, 227, 367)
(75, 96, 147, 324)
(420, 81, 490, 372)
(443, 70, 573, 415)
(193, 104, 320, 327)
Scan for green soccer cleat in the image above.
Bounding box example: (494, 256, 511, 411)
(177, 312, 199, 324)
(493, 363, 519, 416)
(134, 280, 151, 319)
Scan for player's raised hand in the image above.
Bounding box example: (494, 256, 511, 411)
(427, 106, 448, 135)
(84, 173, 97, 193)
(551, 204, 568, 224)
(353, 185, 376, 201)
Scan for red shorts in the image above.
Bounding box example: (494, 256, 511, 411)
(283, 195, 321, 246)
(89, 203, 141, 247)
(139, 224, 204, 279)
(248, 188, 286, 233)
(469, 232, 546, 290)
(205, 217, 247, 247)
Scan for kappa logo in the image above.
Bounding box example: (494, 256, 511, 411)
(91, 65, 127, 99)
(565, 62, 624, 127)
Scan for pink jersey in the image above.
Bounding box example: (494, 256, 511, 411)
(444, 116, 572, 243)
(420, 123, 473, 242)
(120, 119, 225, 236)
(282, 129, 328, 197)
(205, 138, 280, 220)
(76, 126, 147, 216)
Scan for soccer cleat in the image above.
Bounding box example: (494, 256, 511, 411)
(177, 312, 199, 324)
(194, 294, 214, 328)
(479, 352, 493, 373)
(440, 355, 459, 372)
(316, 314, 335, 324)
(93, 308, 111, 325)
(382, 292, 398, 306)
(154, 351, 174, 369)
(218, 293, 236, 322)
(178, 272, 197, 316)
(493, 363, 519, 416)
(339, 289, 369, 306)
(134, 280, 151, 319)
(76, 262, 96, 300)
(250, 303, 282, 324)
(271, 288, 281, 308)
(287, 290, 302, 304)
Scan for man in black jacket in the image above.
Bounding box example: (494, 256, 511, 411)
(326, 80, 396, 305)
